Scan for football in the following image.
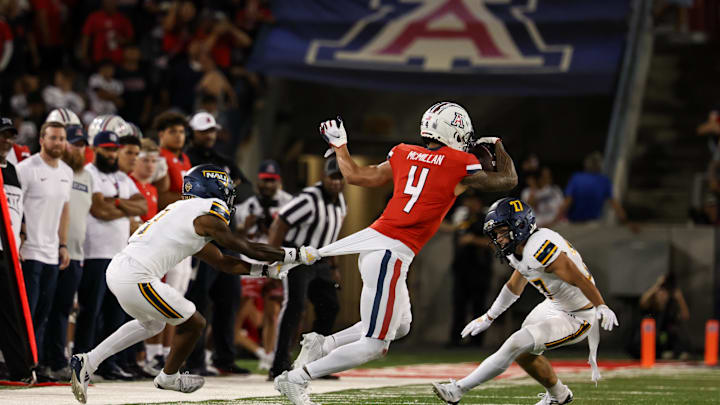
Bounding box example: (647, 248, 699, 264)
(471, 143, 497, 172)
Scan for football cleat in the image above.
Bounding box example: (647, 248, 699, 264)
(274, 371, 318, 405)
(70, 354, 91, 404)
(535, 387, 574, 404)
(431, 380, 463, 404)
(154, 371, 205, 393)
(293, 332, 325, 370)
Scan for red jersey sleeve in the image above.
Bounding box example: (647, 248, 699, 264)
(465, 153, 482, 175)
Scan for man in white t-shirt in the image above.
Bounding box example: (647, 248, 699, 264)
(44, 125, 94, 380)
(73, 130, 147, 381)
(521, 167, 565, 228)
(16, 121, 73, 367)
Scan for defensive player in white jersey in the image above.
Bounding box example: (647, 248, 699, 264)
(69, 164, 319, 404)
(432, 197, 619, 405)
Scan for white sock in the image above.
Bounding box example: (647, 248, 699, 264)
(162, 346, 170, 358)
(306, 337, 387, 379)
(322, 322, 363, 355)
(457, 329, 535, 392)
(548, 380, 569, 399)
(287, 366, 312, 384)
(254, 347, 266, 359)
(146, 344, 162, 362)
(87, 320, 161, 373)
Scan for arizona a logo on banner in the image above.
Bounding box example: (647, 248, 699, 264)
(306, 0, 572, 73)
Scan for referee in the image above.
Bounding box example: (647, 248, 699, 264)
(268, 156, 347, 379)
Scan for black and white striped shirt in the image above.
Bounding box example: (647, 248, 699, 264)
(278, 182, 347, 249)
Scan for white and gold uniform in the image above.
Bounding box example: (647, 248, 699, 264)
(106, 197, 231, 326)
(507, 228, 597, 355)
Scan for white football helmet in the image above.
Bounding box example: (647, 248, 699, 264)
(88, 115, 132, 145)
(420, 102, 474, 152)
(45, 108, 82, 126)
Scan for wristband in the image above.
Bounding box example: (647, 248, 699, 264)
(487, 285, 520, 320)
(114, 198, 120, 207)
(59, 244, 67, 250)
(282, 247, 298, 263)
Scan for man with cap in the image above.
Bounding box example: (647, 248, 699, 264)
(43, 125, 95, 379)
(1, 117, 30, 166)
(0, 118, 23, 255)
(73, 130, 147, 380)
(183, 110, 252, 376)
(267, 155, 347, 379)
(16, 121, 73, 372)
(234, 160, 293, 368)
(186, 111, 250, 189)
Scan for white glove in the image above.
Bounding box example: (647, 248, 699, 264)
(299, 246, 321, 265)
(461, 314, 493, 338)
(477, 137, 500, 145)
(249, 262, 297, 279)
(319, 116, 347, 148)
(596, 304, 619, 331)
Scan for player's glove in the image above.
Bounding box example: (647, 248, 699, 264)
(319, 116, 347, 149)
(596, 304, 619, 331)
(299, 246, 321, 265)
(476, 137, 501, 145)
(461, 314, 493, 338)
(250, 262, 293, 279)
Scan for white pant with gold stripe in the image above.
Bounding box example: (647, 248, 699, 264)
(106, 253, 196, 326)
(522, 299, 596, 355)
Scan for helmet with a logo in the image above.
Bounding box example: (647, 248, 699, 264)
(483, 197, 537, 260)
(420, 102, 475, 152)
(182, 164, 236, 209)
(45, 108, 82, 126)
(88, 115, 132, 145)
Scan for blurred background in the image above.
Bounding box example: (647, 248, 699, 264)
(1, 0, 719, 381)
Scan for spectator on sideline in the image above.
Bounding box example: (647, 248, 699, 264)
(447, 190, 493, 348)
(183, 111, 250, 376)
(554, 152, 637, 231)
(0, 118, 26, 381)
(637, 272, 691, 360)
(88, 60, 124, 117)
(268, 156, 346, 379)
(16, 121, 72, 367)
(521, 166, 564, 228)
(117, 135, 141, 175)
(0, 118, 22, 252)
(233, 160, 293, 369)
(43, 125, 93, 380)
(73, 131, 146, 381)
(80, 0, 134, 66)
(154, 111, 194, 367)
(42, 69, 85, 114)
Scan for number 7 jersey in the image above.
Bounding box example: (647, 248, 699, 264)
(370, 143, 482, 254)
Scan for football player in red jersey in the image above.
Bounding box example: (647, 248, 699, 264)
(274, 102, 517, 404)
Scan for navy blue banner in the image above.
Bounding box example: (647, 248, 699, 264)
(248, 0, 631, 95)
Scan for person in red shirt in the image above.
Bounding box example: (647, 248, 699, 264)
(80, 0, 134, 65)
(130, 138, 159, 223)
(274, 102, 518, 400)
(153, 111, 190, 209)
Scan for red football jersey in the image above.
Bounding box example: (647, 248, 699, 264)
(160, 148, 191, 193)
(130, 174, 158, 222)
(370, 143, 482, 254)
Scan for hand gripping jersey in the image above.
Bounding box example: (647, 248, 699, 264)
(122, 197, 231, 280)
(370, 143, 481, 253)
(507, 228, 594, 312)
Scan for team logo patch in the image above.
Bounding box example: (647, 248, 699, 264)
(202, 170, 229, 186)
(306, 0, 572, 73)
(184, 182, 193, 192)
(450, 112, 465, 129)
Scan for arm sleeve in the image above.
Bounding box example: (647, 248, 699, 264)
(208, 199, 231, 226)
(278, 194, 314, 227)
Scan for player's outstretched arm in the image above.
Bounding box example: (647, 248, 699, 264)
(334, 145, 393, 188)
(194, 242, 250, 275)
(461, 141, 518, 191)
(548, 252, 619, 330)
(194, 214, 287, 263)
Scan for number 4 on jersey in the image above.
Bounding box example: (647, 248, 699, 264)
(403, 165, 429, 213)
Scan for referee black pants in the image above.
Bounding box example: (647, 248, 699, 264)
(270, 260, 339, 377)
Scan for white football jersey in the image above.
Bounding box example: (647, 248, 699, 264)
(507, 228, 594, 312)
(122, 197, 231, 280)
